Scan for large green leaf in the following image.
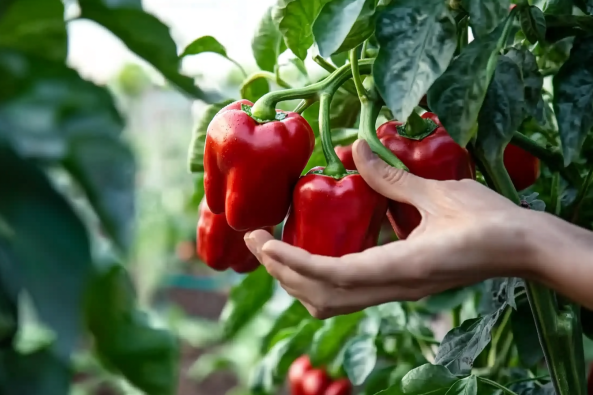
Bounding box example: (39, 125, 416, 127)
(313, 0, 368, 57)
(241, 76, 271, 102)
(0, 0, 66, 62)
(446, 376, 478, 395)
(505, 48, 545, 124)
(0, 347, 70, 395)
(272, 0, 333, 60)
(335, 0, 378, 54)
(188, 100, 234, 173)
(310, 312, 364, 366)
(78, 2, 217, 101)
(427, 21, 504, 147)
(373, 0, 456, 122)
(462, 0, 511, 38)
(220, 267, 276, 339)
(0, 49, 135, 253)
(86, 264, 178, 395)
(434, 304, 507, 375)
(180, 35, 228, 58)
(475, 55, 525, 163)
(0, 147, 92, 361)
(252, 7, 286, 72)
(553, 34, 593, 165)
(343, 335, 378, 386)
(520, 5, 546, 45)
(400, 364, 458, 394)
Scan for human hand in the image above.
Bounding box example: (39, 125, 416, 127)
(244, 140, 538, 319)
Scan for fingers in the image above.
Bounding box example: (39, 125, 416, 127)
(352, 139, 433, 207)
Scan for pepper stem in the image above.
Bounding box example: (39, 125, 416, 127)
(404, 111, 427, 137)
(320, 93, 347, 178)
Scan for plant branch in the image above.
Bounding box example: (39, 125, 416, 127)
(349, 48, 369, 100)
(478, 377, 521, 395)
(312, 55, 358, 95)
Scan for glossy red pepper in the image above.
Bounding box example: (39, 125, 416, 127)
(334, 144, 356, 171)
(204, 99, 315, 231)
(196, 200, 271, 273)
(503, 143, 540, 191)
(282, 167, 388, 257)
(377, 113, 475, 239)
(288, 356, 352, 395)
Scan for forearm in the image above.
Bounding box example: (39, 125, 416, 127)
(525, 210, 593, 309)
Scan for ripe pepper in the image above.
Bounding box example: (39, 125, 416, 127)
(204, 99, 315, 231)
(503, 143, 540, 191)
(288, 356, 352, 395)
(377, 112, 475, 239)
(282, 166, 388, 257)
(334, 144, 356, 171)
(196, 200, 271, 273)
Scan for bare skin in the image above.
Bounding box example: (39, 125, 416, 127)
(244, 140, 593, 319)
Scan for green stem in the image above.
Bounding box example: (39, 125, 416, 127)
(251, 59, 373, 120)
(488, 308, 512, 367)
(478, 377, 521, 395)
(229, 57, 248, 79)
(540, 67, 560, 77)
(358, 79, 409, 171)
(361, 40, 369, 59)
(571, 167, 593, 223)
(551, 172, 562, 216)
(319, 93, 347, 178)
(293, 98, 315, 114)
(241, 71, 293, 91)
(455, 16, 469, 56)
(452, 305, 462, 328)
(312, 55, 358, 96)
(404, 111, 428, 137)
(349, 48, 369, 100)
(504, 375, 550, 387)
(473, 150, 521, 204)
(511, 131, 582, 188)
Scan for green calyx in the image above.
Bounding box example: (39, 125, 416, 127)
(241, 104, 287, 124)
(310, 168, 358, 179)
(396, 111, 438, 140)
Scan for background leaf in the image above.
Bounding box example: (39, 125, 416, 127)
(553, 34, 593, 165)
(400, 364, 457, 395)
(310, 312, 364, 366)
(272, 0, 333, 60)
(260, 300, 309, 353)
(252, 7, 286, 72)
(241, 76, 271, 102)
(343, 335, 378, 386)
(313, 0, 367, 57)
(373, 0, 457, 121)
(520, 6, 547, 45)
(505, 47, 545, 123)
(180, 35, 228, 58)
(462, 0, 511, 38)
(511, 297, 544, 368)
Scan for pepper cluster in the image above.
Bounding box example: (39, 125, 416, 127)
(191, 54, 540, 272)
(289, 356, 352, 395)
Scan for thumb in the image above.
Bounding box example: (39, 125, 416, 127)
(353, 139, 432, 206)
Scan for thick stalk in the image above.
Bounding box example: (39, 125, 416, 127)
(319, 93, 347, 178)
(251, 60, 373, 120)
(473, 148, 584, 395)
(312, 55, 358, 96)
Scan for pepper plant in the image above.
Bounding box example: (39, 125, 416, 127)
(187, 0, 593, 395)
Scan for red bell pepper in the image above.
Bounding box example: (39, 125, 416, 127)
(288, 355, 352, 395)
(282, 166, 388, 257)
(196, 200, 271, 273)
(503, 143, 540, 191)
(377, 112, 475, 239)
(204, 99, 315, 231)
(334, 144, 357, 171)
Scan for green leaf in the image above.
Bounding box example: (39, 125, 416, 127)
(188, 100, 234, 173)
(220, 267, 276, 339)
(423, 287, 474, 314)
(553, 34, 593, 165)
(272, 0, 333, 60)
(331, 51, 350, 67)
(435, 304, 507, 375)
(335, 0, 378, 54)
(330, 89, 361, 128)
(0, 0, 66, 62)
(0, 347, 70, 395)
(445, 376, 478, 395)
(505, 47, 545, 124)
(461, 0, 511, 38)
(0, 147, 92, 361)
(310, 312, 364, 366)
(475, 55, 525, 163)
(78, 2, 218, 102)
(520, 6, 546, 44)
(400, 364, 458, 394)
(511, 297, 543, 367)
(363, 364, 413, 395)
(252, 7, 286, 72)
(343, 335, 378, 386)
(260, 300, 310, 353)
(313, 0, 367, 57)
(180, 35, 227, 58)
(544, 0, 574, 14)
(544, 15, 593, 43)
(427, 21, 504, 147)
(85, 265, 178, 395)
(250, 320, 322, 394)
(373, 0, 456, 122)
(64, 135, 136, 253)
(241, 76, 271, 103)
